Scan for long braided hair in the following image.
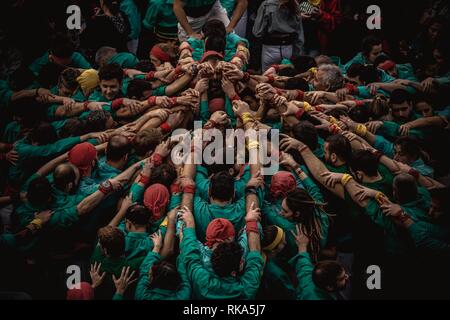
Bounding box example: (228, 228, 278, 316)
(286, 188, 328, 263)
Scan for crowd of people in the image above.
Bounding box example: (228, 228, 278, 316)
(0, 0, 449, 300)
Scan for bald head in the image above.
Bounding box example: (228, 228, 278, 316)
(95, 46, 117, 68)
(393, 173, 418, 204)
(106, 134, 131, 163)
(53, 163, 77, 192)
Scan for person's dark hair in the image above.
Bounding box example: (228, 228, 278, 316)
(53, 164, 77, 191)
(292, 121, 319, 151)
(373, 54, 391, 68)
(134, 60, 155, 73)
(313, 261, 345, 291)
(291, 55, 317, 74)
(390, 89, 411, 105)
(362, 35, 382, 56)
(30, 122, 58, 146)
(102, 0, 121, 15)
(59, 68, 81, 91)
(394, 136, 421, 160)
(125, 204, 151, 226)
(369, 95, 390, 119)
(98, 63, 123, 83)
(202, 19, 226, 39)
(27, 177, 52, 207)
(50, 33, 74, 59)
(349, 150, 379, 177)
(133, 128, 163, 157)
(393, 173, 418, 204)
(97, 226, 125, 258)
(285, 77, 310, 91)
(205, 35, 226, 54)
(346, 63, 364, 78)
(127, 79, 153, 99)
(150, 261, 181, 291)
(85, 110, 112, 132)
(278, 68, 297, 77)
(359, 65, 380, 84)
(326, 135, 352, 163)
(413, 92, 433, 107)
(106, 134, 131, 162)
(150, 163, 177, 189)
(59, 118, 86, 138)
(262, 225, 281, 248)
(348, 105, 371, 123)
(211, 242, 243, 277)
(285, 188, 326, 262)
(210, 171, 235, 201)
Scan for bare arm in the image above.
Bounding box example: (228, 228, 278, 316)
(173, 0, 195, 36)
(227, 0, 248, 31)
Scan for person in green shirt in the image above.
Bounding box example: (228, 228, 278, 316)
(258, 225, 296, 299)
(178, 200, 264, 299)
(342, 35, 383, 73)
(290, 224, 349, 300)
(90, 225, 144, 299)
(89, 64, 126, 102)
(95, 47, 140, 69)
(8, 123, 104, 188)
(185, 19, 249, 64)
(135, 211, 192, 300)
(142, 0, 179, 44)
(29, 33, 91, 86)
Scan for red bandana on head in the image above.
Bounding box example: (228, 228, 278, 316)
(205, 218, 235, 248)
(150, 46, 171, 63)
(143, 183, 170, 221)
(270, 171, 297, 199)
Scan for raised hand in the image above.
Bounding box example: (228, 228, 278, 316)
(112, 266, 137, 296)
(90, 262, 106, 289)
(245, 202, 261, 222)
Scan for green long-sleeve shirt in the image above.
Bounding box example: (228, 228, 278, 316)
(290, 252, 337, 300)
(118, 222, 154, 260)
(108, 53, 140, 69)
(408, 222, 449, 253)
(90, 245, 145, 279)
(29, 52, 91, 77)
(180, 227, 264, 300)
(135, 251, 191, 300)
(9, 136, 82, 186)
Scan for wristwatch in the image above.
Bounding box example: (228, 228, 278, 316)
(99, 180, 114, 195)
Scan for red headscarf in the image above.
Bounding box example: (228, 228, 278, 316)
(143, 184, 170, 221)
(66, 282, 94, 300)
(201, 50, 224, 63)
(150, 46, 171, 63)
(270, 171, 296, 199)
(205, 218, 235, 248)
(209, 98, 225, 113)
(68, 143, 97, 175)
